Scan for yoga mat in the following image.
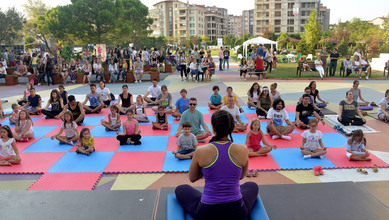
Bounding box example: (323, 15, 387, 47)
(44, 126, 95, 138)
(90, 125, 123, 137)
(368, 113, 389, 125)
(325, 147, 389, 169)
(357, 181, 389, 209)
(16, 137, 40, 152)
(104, 151, 166, 173)
(82, 116, 107, 126)
(263, 133, 303, 149)
(270, 148, 337, 170)
(321, 133, 348, 148)
(0, 152, 65, 174)
(33, 126, 58, 138)
(284, 105, 296, 113)
(117, 136, 169, 152)
(203, 114, 211, 123)
(139, 124, 171, 136)
(248, 154, 281, 171)
(162, 151, 191, 172)
(325, 115, 379, 134)
(321, 108, 337, 115)
(69, 137, 119, 152)
(196, 107, 210, 115)
(241, 106, 257, 114)
(28, 172, 102, 191)
(231, 134, 248, 145)
(23, 138, 75, 153)
(33, 118, 63, 127)
(294, 123, 337, 133)
(48, 152, 115, 173)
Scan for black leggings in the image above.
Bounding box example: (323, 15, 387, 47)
(180, 65, 187, 78)
(41, 110, 62, 118)
(175, 182, 258, 220)
(240, 69, 247, 76)
(18, 100, 28, 106)
(338, 117, 366, 126)
(116, 134, 141, 145)
(266, 61, 272, 73)
(256, 108, 268, 117)
(103, 100, 111, 107)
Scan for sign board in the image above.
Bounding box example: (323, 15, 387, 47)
(293, 5, 299, 15)
(217, 38, 223, 47)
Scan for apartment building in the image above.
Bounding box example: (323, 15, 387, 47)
(149, 1, 229, 40)
(253, 0, 330, 36)
(228, 15, 243, 37)
(242, 9, 255, 36)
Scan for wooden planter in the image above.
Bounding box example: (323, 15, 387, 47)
(76, 73, 84, 84)
(6, 68, 14, 75)
(5, 75, 16, 86)
(104, 73, 110, 82)
(144, 65, 151, 72)
(53, 74, 61, 84)
(126, 72, 135, 83)
(27, 75, 37, 85)
(165, 64, 172, 73)
(150, 71, 160, 82)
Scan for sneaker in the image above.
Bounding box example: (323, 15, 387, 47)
(139, 80, 142, 83)
(281, 135, 291, 141)
(313, 166, 320, 176)
(303, 155, 311, 160)
(272, 135, 280, 140)
(181, 78, 184, 81)
(244, 78, 246, 81)
(320, 155, 324, 159)
(366, 76, 368, 80)
(240, 76, 242, 79)
(175, 117, 180, 121)
(135, 81, 138, 83)
(318, 166, 324, 175)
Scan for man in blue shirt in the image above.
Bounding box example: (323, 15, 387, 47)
(172, 89, 189, 120)
(256, 44, 264, 58)
(22, 88, 42, 115)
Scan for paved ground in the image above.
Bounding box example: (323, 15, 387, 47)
(1, 60, 389, 191)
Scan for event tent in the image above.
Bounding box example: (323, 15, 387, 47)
(242, 37, 278, 57)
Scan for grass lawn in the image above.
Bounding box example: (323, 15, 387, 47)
(265, 62, 385, 79)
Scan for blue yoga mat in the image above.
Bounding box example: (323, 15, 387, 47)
(270, 148, 337, 170)
(166, 194, 269, 220)
(22, 138, 74, 153)
(138, 115, 156, 125)
(33, 126, 58, 138)
(196, 107, 209, 115)
(48, 152, 115, 173)
(90, 126, 123, 137)
(241, 106, 257, 114)
(321, 133, 348, 148)
(162, 151, 191, 172)
(82, 116, 106, 126)
(117, 136, 169, 152)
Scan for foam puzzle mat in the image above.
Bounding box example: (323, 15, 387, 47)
(1, 106, 388, 189)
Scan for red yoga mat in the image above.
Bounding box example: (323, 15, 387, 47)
(104, 151, 166, 173)
(263, 133, 303, 149)
(248, 154, 281, 171)
(28, 172, 102, 190)
(325, 148, 389, 169)
(69, 137, 119, 152)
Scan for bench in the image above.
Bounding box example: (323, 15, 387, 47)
(296, 62, 318, 77)
(246, 68, 267, 80)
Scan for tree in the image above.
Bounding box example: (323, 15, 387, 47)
(201, 35, 210, 45)
(0, 7, 25, 45)
(262, 27, 273, 40)
(296, 37, 309, 55)
(25, 36, 35, 50)
(277, 33, 290, 49)
(48, 0, 124, 45)
(303, 9, 322, 53)
(23, 0, 55, 55)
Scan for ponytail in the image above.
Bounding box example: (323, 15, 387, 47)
(209, 110, 235, 143)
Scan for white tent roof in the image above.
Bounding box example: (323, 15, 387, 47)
(242, 37, 278, 58)
(243, 37, 277, 46)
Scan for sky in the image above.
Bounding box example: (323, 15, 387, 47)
(2, 0, 389, 24)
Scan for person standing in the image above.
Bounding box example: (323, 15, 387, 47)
(218, 47, 224, 71)
(223, 47, 230, 70)
(329, 48, 339, 77)
(320, 47, 328, 75)
(256, 44, 264, 58)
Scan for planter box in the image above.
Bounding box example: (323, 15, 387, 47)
(144, 65, 151, 72)
(165, 64, 172, 73)
(76, 73, 84, 84)
(126, 72, 135, 83)
(150, 71, 160, 82)
(53, 74, 61, 84)
(104, 73, 110, 82)
(5, 75, 17, 86)
(6, 68, 14, 75)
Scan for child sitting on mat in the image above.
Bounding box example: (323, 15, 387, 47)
(345, 129, 371, 161)
(300, 118, 327, 159)
(76, 128, 95, 155)
(51, 112, 79, 145)
(101, 105, 121, 131)
(208, 85, 222, 110)
(12, 110, 34, 142)
(0, 125, 21, 166)
(9, 104, 20, 124)
(245, 118, 277, 157)
(116, 109, 142, 145)
(173, 121, 198, 160)
(152, 106, 168, 130)
(134, 95, 150, 122)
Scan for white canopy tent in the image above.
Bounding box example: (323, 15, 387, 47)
(242, 37, 278, 58)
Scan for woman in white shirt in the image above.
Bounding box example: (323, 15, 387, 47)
(315, 55, 325, 80)
(269, 83, 281, 100)
(108, 60, 118, 83)
(353, 55, 363, 80)
(93, 58, 104, 82)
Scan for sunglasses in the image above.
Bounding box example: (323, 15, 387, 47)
(189, 103, 197, 106)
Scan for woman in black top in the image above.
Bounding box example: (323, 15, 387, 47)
(45, 57, 55, 86)
(123, 50, 131, 71)
(309, 81, 328, 108)
(151, 53, 158, 67)
(40, 89, 64, 119)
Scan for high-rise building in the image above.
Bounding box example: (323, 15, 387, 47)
(228, 15, 243, 37)
(242, 9, 255, 36)
(253, 0, 330, 36)
(204, 6, 228, 41)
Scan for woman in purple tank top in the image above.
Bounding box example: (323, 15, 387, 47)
(175, 110, 258, 220)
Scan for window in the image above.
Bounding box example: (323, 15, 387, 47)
(189, 17, 195, 21)
(288, 11, 293, 16)
(275, 3, 281, 9)
(190, 30, 195, 34)
(190, 10, 195, 14)
(274, 19, 281, 25)
(288, 3, 294, 9)
(287, 19, 294, 25)
(190, 23, 195, 27)
(275, 11, 281, 17)
(300, 27, 305, 32)
(287, 27, 294, 33)
(275, 27, 280, 33)
(301, 19, 306, 24)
